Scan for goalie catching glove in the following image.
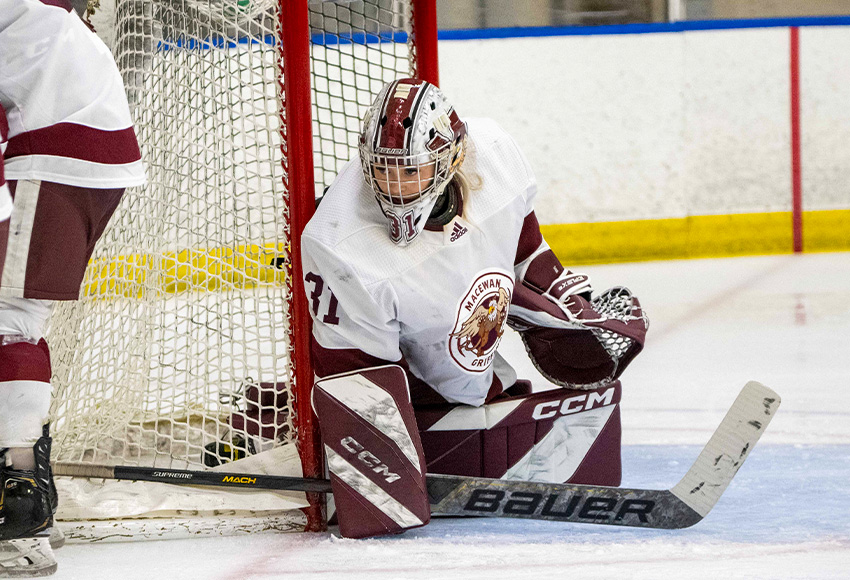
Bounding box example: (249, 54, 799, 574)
(508, 269, 648, 389)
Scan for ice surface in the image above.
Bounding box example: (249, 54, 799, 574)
(51, 253, 850, 579)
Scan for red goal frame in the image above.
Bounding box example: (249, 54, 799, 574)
(280, 0, 440, 531)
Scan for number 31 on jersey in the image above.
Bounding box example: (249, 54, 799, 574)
(305, 272, 340, 325)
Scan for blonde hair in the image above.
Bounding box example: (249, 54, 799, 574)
(456, 135, 483, 192)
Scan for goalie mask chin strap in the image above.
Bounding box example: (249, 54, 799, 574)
(425, 177, 464, 230)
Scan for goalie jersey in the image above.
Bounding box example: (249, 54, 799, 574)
(302, 118, 538, 407)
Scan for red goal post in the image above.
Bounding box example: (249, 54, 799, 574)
(283, 0, 439, 532)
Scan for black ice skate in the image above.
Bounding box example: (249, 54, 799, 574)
(0, 428, 58, 577)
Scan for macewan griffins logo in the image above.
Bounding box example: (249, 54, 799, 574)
(449, 271, 513, 372)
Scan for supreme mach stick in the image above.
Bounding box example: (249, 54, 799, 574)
(54, 381, 779, 530)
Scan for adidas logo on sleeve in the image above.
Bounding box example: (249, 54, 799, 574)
(449, 221, 468, 243)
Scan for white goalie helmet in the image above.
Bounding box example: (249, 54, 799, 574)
(359, 78, 467, 246)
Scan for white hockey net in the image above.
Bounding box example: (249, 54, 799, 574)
(46, 0, 417, 537)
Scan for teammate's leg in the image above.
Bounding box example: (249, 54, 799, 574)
(0, 299, 58, 577)
(0, 180, 124, 575)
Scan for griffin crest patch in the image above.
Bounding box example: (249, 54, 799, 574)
(449, 270, 514, 373)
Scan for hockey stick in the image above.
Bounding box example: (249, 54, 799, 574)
(54, 381, 779, 530)
(53, 462, 334, 493)
(429, 380, 779, 529)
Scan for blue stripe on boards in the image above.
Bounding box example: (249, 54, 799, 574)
(151, 15, 850, 52)
(438, 15, 850, 41)
(155, 30, 408, 52)
(156, 34, 277, 51)
(311, 30, 409, 45)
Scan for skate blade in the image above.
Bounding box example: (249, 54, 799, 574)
(0, 537, 57, 577)
(46, 529, 64, 551)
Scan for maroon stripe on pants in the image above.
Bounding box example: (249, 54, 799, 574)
(1, 181, 124, 300)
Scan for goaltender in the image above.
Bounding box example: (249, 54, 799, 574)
(302, 79, 648, 538)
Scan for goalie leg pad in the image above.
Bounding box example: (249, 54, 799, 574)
(312, 365, 430, 539)
(415, 381, 622, 486)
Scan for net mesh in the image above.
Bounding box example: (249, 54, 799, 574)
(310, 1, 415, 193)
(47, 0, 415, 471)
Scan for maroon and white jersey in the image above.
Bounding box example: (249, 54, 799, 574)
(0, 0, 145, 188)
(302, 118, 539, 407)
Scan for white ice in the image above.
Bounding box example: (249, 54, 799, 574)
(51, 253, 850, 579)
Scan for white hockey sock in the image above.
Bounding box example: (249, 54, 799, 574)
(0, 339, 52, 451)
(0, 298, 52, 340)
(0, 379, 50, 448)
(6, 448, 36, 471)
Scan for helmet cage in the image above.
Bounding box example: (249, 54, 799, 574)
(358, 79, 467, 246)
(360, 141, 458, 246)
(360, 141, 454, 205)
